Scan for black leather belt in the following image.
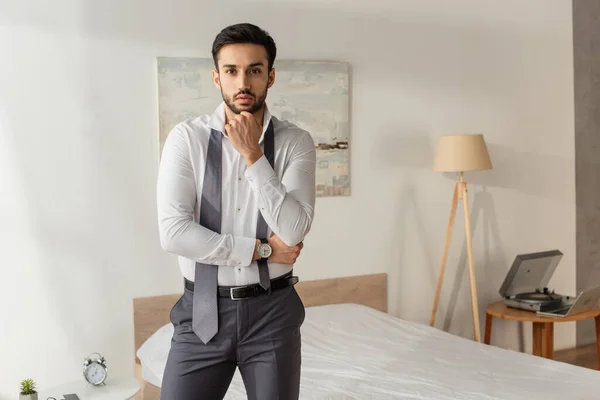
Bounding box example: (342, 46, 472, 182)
(184, 272, 298, 300)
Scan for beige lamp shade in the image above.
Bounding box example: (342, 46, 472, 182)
(432, 134, 492, 172)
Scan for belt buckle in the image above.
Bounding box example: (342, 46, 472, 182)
(230, 286, 248, 300)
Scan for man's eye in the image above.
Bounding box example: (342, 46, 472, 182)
(250, 69, 260, 74)
(226, 69, 235, 74)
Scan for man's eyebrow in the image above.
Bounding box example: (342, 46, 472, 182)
(221, 62, 265, 69)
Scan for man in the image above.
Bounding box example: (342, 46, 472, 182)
(156, 23, 316, 400)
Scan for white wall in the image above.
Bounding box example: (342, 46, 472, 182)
(0, 0, 574, 397)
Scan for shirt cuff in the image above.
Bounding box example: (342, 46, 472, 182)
(244, 155, 276, 189)
(228, 236, 257, 267)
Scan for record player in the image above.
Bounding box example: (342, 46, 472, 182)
(499, 250, 573, 312)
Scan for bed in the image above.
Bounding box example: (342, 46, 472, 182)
(133, 273, 600, 399)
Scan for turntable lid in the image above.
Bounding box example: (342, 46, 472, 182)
(499, 250, 563, 298)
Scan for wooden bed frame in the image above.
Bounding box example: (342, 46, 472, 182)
(132, 273, 387, 400)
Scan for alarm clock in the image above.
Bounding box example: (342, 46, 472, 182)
(82, 352, 107, 385)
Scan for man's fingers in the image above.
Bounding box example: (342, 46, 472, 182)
(235, 113, 249, 124)
(240, 111, 260, 127)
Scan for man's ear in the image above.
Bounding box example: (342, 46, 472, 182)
(267, 68, 276, 89)
(212, 69, 220, 89)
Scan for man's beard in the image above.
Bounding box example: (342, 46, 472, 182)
(222, 87, 268, 115)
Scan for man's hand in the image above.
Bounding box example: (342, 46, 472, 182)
(253, 235, 303, 264)
(224, 111, 263, 166)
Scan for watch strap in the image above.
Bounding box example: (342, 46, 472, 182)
(259, 238, 270, 261)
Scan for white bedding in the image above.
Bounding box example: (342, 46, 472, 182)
(137, 303, 600, 399)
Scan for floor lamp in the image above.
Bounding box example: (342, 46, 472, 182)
(429, 134, 492, 343)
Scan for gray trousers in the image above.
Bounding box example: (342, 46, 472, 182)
(160, 281, 305, 400)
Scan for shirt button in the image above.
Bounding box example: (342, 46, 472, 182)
(237, 208, 241, 211)
(238, 177, 241, 181)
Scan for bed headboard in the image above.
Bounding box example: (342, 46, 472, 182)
(132, 272, 387, 363)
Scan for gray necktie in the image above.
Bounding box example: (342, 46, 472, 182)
(256, 121, 275, 291)
(193, 121, 275, 344)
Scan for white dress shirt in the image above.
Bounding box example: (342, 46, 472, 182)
(157, 102, 316, 286)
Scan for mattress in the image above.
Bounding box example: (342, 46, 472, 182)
(137, 303, 600, 399)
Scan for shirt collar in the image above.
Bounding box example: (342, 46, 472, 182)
(207, 101, 272, 144)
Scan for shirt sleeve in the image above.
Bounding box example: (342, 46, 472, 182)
(157, 126, 257, 267)
(244, 130, 316, 246)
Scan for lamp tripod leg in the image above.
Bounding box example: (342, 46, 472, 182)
(430, 183, 459, 327)
(461, 182, 481, 342)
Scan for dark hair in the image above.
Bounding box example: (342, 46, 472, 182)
(211, 23, 277, 71)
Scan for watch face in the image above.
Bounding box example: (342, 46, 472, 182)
(84, 362, 107, 385)
(258, 243, 272, 258)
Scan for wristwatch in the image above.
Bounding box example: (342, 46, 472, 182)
(257, 238, 272, 260)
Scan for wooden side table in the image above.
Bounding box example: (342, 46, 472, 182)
(484, 300, 600, 368)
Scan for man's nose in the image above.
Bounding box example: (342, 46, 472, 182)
(237, 72, 250, 91)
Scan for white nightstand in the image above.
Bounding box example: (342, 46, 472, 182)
(38, 375, 140, 400)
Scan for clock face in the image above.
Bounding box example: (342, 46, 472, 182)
(84, 362, 106, 385)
